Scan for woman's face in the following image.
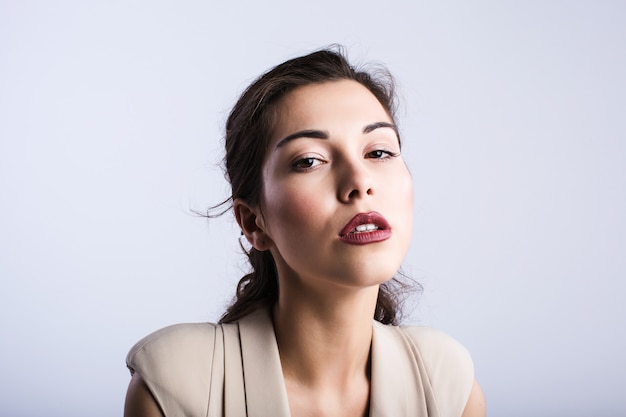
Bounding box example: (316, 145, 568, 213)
(257, 80, 413, 293)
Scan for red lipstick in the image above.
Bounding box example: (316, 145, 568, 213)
(339, 212, 392, 245)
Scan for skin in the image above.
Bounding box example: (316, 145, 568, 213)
(124, 80, 486, 416)
(236, 80, 485, 416)
(124, 374, 164, 417)
(238, 80, 412, 417)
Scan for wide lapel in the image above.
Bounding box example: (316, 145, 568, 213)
(369, 321, 433, 417)
(238, 308, 291, 417)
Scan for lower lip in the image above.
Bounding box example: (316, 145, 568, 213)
(339, 230, 392, 245)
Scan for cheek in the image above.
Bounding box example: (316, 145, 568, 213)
(390, 169, 414, 233)
(262, 181, 324, 232)
(260, 158, 322, 229)
(391, 167, 414, 205)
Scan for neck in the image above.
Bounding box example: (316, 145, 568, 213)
(272, 284, 379, 387)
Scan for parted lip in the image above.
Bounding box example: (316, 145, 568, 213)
(339, 212, 391, 237)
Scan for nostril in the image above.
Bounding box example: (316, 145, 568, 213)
(346, 187, 373, 200)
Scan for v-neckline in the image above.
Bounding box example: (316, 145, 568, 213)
(236, 308, 431, 417)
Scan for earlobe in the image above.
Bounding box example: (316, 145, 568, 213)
(233, 198, 273, 251)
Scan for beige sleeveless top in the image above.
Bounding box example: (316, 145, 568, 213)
(126, 308, 474, 417)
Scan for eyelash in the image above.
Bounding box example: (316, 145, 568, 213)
(366, 149, 400, 160)
(291, 157, 325, 171)
(290, 149, 400, 172)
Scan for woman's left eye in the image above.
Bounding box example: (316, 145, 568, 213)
(366, 149, 399, 159)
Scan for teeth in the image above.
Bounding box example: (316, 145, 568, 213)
(353, 224, 379, 233)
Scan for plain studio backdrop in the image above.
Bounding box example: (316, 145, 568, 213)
(1, 1, 625, 416)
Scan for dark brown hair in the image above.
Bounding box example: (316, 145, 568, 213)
(213, 46, 416, 325)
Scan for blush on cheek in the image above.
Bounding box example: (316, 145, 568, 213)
(262, 179, 323, 227)
(277, 192, 321, 223)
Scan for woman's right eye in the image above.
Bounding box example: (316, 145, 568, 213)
(291, 157, 324, 171)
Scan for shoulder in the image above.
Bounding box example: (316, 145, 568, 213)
(126, 322, 219, 380)
(399, 326, 475, 416)
(399, 326, 473, 374)
(127, 322, 218, 369)
(126, 322, 220, 417)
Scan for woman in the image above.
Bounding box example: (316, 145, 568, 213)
(124, 48, 486, 417)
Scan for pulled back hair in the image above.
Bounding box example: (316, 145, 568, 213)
(214, 46, 416, 325)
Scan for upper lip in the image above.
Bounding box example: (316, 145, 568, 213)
(339, 212, 390, 236)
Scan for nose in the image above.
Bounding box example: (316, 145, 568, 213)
(337, 158, 374, 203)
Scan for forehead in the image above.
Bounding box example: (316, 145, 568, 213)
(270, 80, 392, 143)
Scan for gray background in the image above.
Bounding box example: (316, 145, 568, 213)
(1, 1, 625, 416)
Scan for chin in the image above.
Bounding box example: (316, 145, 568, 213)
(331, 262, 403, 289)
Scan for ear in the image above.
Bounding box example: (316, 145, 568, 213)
(233, 198, 274, 251)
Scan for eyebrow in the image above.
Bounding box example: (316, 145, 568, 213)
(275, 129, 328, 149)
(363, 122, 399, 136)
(274, 122, 399, 149)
